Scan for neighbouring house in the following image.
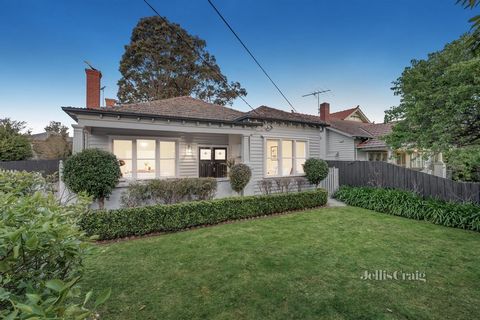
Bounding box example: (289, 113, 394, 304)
(30, 132, 73, 159)
(319, 103, 446, 177)
(63, 68, 333, 208)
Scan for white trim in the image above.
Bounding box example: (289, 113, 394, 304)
(110, 136, 180, 180)
(263, 137, 308, 178)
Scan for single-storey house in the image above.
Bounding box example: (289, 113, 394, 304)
(319, 103, 446, 177)
(63, 68, 335, 207)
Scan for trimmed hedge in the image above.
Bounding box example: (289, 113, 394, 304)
(80, 189, 328, 240)
(334, 186, 480, 232)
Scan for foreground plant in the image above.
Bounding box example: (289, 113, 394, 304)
(0, 170, 110, 319)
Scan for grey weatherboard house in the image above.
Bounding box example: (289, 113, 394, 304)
(63, 68, 333, 208)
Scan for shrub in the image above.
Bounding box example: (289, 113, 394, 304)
(120, 181, 152, 208)
(334, 186, 480, 232)
(63, 149, 121, 208)
(121, 178, 217, 208)
(229, 163, 252, 194)
(0, 170, 48, 196)
(293, 176, 308, 192)
(258, 179, 273, 195)
(80, 189, 328, 240)
(0, 170, 109, 319)
(274, 177, 293, 193)
(303, 158, 329, 188)
(0, 118, 32, 161)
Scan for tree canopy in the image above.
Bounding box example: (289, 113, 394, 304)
(0, 118, 32, 161)
(45, 121, 69, 137)
(384, 35, 480, 153)
(457, 0, 480, 54)
(117, 16, 247, 106)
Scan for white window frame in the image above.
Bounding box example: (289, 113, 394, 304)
(110, 136, 179, 180)
(264, 138, 308, 178)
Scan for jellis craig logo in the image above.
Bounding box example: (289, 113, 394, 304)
(361, 270, 426, 282)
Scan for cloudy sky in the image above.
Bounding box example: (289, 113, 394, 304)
(0, 0, 474, 133)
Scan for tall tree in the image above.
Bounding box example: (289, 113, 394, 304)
(457, 0, 480, 53)
(117, 16, 247, 106)
(0, 118, 32, 161)
(44, 121, 69, 137)
(384, 35, 480, 153)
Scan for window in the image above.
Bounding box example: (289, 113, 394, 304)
(113, 140, 132, 178)
(112, 139, 177, 179)
(199, 147, 227, 178)
(282, 140, 293, 176)
(368, 151, 387, 162)
(266, 139, 306, 177)
(160, 141, 176, 177)
(266, 140, 279, 177)
(296, 141, 306, 174)
(137, 140, 156, 179)
(410, 152, 424, 168)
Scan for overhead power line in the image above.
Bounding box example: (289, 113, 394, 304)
(207, 0, 298, 113)
(142, 0, 257, 114)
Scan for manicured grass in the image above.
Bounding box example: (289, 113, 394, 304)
(83, 207, 480, 320)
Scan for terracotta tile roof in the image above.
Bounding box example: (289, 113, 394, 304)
(328, 119, 373, 138)
(240, 105, 327, 126)
(356, 123, 394, 149)
(63, 96, 328, 126)
(329, 106, 359, 120)
(113, 96, 244, 122)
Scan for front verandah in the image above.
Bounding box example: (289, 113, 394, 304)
(76, 126, 251, 209)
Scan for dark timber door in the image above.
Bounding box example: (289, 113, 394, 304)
(199, 147, 227, 178)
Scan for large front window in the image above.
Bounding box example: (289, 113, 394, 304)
(113, 139, 177, 179)
(265, 139, 307, 177)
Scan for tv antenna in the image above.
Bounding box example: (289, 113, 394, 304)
(100, 86, 106, 107)
(83, 60, 97, 71)
(302, 89, 331, 112)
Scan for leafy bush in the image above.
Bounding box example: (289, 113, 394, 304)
(0, 118, 33, 161)
(334, 186, 480, 232)
(63, 149, 121, 208)
(121, 178, 217, 208)
(303, 158, 329, 188)
(0, 170, 109, 319)
(445, 146, 480, 182)
(80, 189, 329, 240)
(0, 170, 48, 196)
(229, 163, 252, 194)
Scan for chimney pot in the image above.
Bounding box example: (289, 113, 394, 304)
(319, 102, 330, 122)
(105, 98, 117, 107)
(85, 68, 102, 109)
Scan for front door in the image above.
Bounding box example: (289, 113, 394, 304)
(199, 147, 228, 178)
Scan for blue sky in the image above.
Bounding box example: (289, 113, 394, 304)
(0, 0, 474, 133)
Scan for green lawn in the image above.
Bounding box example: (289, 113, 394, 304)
(83, 207, 480, 320)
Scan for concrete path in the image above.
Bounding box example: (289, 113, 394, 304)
(327, 198, 347, 207)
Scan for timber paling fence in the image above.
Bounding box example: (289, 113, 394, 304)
(326, 160, 480, 204)
(0, 159, 61, 176)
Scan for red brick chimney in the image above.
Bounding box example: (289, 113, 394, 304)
(105, 98, 117, 107)
(319, 102, 330, 122)
(85, 68, 102, 109)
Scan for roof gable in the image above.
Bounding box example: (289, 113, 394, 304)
(330, 106, 371, 123)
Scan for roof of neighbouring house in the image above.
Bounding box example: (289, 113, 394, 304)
(62, 96, 328, 127)
(30, 132, 73, 142)
(355, 123, 394, 149)
(328, 119, 373, 138)
(329, 107, 359, 120)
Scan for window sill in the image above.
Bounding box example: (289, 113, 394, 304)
(263, 174, 306, 179)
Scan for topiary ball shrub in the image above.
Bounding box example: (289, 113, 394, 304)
(63, 149, 121, 208)
(303, 158, 329, 188)
(229, 163, 252, 195)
